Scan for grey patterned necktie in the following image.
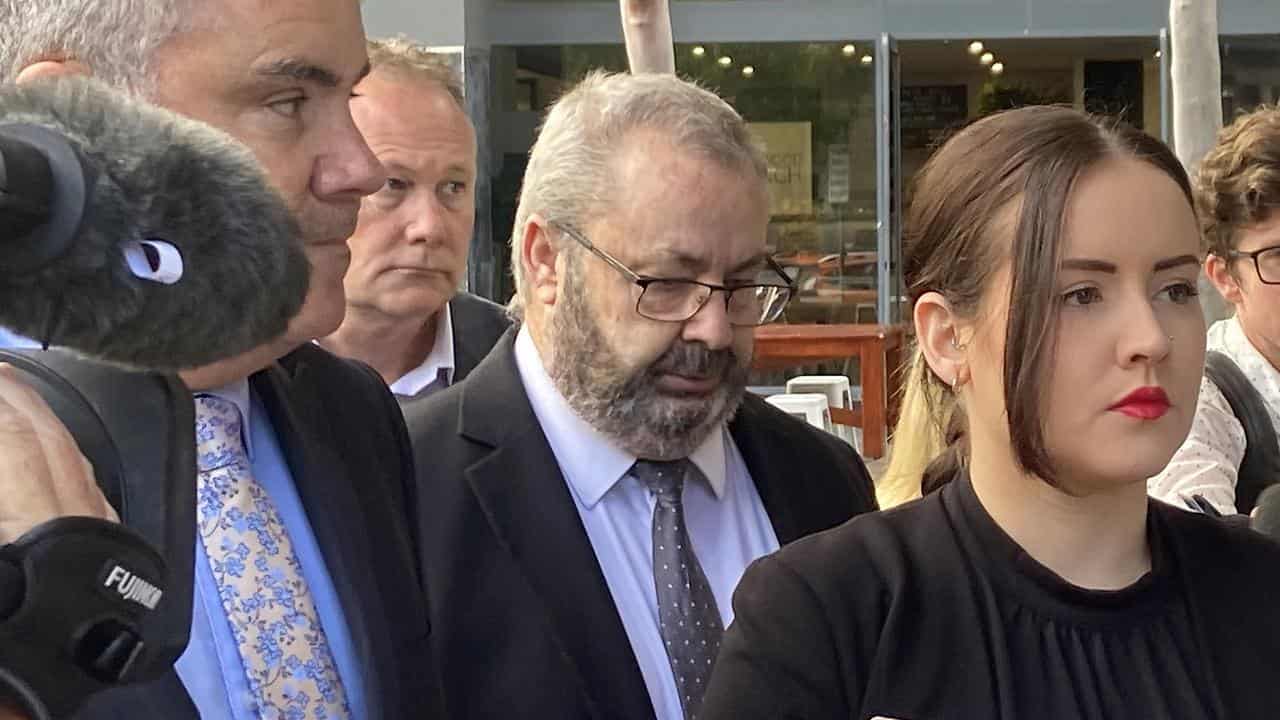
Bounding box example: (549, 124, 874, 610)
(631, 459, 724, 720)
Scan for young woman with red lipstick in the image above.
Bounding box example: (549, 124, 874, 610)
(700, 105, 1280, 720)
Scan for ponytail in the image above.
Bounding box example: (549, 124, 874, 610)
(877, 346, 967, 508)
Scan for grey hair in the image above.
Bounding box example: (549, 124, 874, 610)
(509, 70, 767, 308)
(367, 36, 465, 109)
(0, 0, 194, 95)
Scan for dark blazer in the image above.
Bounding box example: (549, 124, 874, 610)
(449, 292, 514, 383)
(396, 292, 513, 413)
(700, 479, 1280, 720)
(76, 344, 437, 720)
(404, 329, 878, 720)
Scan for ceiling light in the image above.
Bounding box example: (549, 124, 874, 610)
(860, 54, 873, 66)
(692, 46, 706, 57)
(742, 65, 755, 77)
(842, 44, 856, 57)
(980, 51, 995, 66)
(717, 55, 732, 67)
(990, 62, 1005, 75)
(968, 41, 984, 55)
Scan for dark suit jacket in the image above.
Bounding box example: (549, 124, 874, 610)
(404, 329, 878, 719)
(396, 292, 512, 413)
(76, 344, 436, 720)
(449, 292, 514, 383)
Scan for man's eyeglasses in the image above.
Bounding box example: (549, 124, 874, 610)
(552, 222, 795, 326)
(1227, 245, 1280, 285)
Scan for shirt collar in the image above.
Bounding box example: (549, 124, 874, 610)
(197, 378, 254, 460)
(389, 303, 455, 396)
(1209, 316, 1280, 402)
(512, 326, 727, 509)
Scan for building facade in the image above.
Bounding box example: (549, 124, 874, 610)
(363, 0, 1280, 325)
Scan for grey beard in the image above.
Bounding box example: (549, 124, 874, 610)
(547, 266, 749, 460)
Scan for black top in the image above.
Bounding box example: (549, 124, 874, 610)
(703, 473, 1280, 720)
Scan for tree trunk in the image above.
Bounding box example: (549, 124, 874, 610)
(1170, 0, 1231, 323)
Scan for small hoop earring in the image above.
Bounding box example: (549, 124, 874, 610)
(951, 335, 967, 352)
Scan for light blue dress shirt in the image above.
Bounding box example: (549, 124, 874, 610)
(174, 379, 365, 720)
(512, 328, 780, 720)
(0, 330, 365, 716)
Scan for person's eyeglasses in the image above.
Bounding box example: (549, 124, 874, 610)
(1227, 245, 1280, 285)
(552, 222, 795, 326)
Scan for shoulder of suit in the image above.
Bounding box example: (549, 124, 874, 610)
(451, 292, 515, 324)
(284, 342, 383, 388)
(399, 372, 468, 439)
(740, 392, 860, 458)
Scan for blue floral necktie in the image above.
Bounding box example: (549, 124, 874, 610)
(195, 394, 350, 719)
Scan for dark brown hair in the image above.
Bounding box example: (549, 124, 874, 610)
(1195, 104, 1280, 260)
(904, 105, 1195, 491)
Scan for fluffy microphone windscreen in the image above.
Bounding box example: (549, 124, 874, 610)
(0, 77, 311, 371)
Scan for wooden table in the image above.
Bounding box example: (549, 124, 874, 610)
(752, 324, 907, 459)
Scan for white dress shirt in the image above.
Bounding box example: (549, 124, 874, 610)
(512, 327, 780, 720)
(1149, 316, 1280, 514)
(389, 303, 454, 396)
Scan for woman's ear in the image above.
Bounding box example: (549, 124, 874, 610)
(914, 291, 970, 390)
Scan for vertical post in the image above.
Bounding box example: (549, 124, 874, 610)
(1170, 0, 1231, 323)
(1160, 27, 1172, 145)
(619, 0, 675, 75)
(870, 34, 901, 325)
(463, 47, 497, 300)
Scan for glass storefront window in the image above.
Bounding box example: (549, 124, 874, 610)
(1221, 35, 1280, 118)
(491, 42, 881, 325)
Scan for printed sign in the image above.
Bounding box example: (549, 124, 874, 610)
(748, 121, 814, 216)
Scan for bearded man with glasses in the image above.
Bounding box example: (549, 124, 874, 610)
(1150, 104, 1280, 516)
(402, 71, 877, 720)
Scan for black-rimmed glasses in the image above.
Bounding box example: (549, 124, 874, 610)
(1227, 245, 1280, 285)
(552, 222, 795, 326)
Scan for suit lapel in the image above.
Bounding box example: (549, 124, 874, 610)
(729, 395, 806, 544)
(250, 361, 388, 720)
(458, 333, 656, 720)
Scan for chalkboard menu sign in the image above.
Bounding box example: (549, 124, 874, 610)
(901, 85, 968, 149)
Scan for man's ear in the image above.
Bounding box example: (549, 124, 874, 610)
(521, 214, 562, 308)
(1205, 253, 1245, 307)
(15, 59, 92, 84)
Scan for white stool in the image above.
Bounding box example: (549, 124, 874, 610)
(765, 393, 834, 435)
(786, 375, 861, 451)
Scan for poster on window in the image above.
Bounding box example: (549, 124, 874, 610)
(748, 121, 813, 216)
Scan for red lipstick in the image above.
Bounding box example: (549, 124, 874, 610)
(1108, 386, 1170, 420)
